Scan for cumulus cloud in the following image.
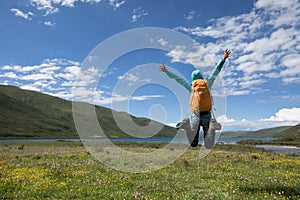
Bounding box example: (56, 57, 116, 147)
(20, 84, 41, 92)
(156, 38, 169, 47)
(131, 7, 148, 23)
(93, 93, 164, 105)
(109, 0, 126, 10)
(217, 107, 300, 131)
(279, 53, 300, 83)
(1, 72, 19, 79)
(21, 73, 54, 81)
(131, 95, 164, 101)
(185, 11, 196, 21)
(11, 8, 34, 20)
(27, 0, 122, 16)
(261, 107, 300, 122)
(44, 21, 55, 26)
(30, 0, 59, 15)
(118, 73, 139, 83)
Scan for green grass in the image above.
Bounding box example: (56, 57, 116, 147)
(1, 142, 299, 199)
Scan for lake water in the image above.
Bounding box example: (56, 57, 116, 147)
(0, 137, 276, 144)
(256, 145, 300, 155)
(3, 137, 299, 154)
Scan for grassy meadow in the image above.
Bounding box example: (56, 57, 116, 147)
(0, 141, 300, 200)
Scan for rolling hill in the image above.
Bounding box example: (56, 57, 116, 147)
(222, 124, 300, 141)
(0, 85, 177, 139)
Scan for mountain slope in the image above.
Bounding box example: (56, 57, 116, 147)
(0, 85, 177, 139)
(276, 124, 300, 141)
(222, 124, 300, 141)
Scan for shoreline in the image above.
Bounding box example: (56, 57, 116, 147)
(1, 137, 299, 155)
(0, 137, 278, 143)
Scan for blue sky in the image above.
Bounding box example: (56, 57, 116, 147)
(1, 0, 300, 131)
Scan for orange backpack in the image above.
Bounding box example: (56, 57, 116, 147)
(190, 79, 212, 112)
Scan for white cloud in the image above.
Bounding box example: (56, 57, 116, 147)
(40, 66, 61, 74)
(167, 44, 215, 68)
(254, 0, 300, 25)
(93, 93, 164, 105)
(20, 65, 42, 72)
(131, 95, 164, 101)
(11, 8, 34, 20)
(281, 54, 300, 69)
(2, 81, 10, 85)
(61, 81, 74, 87)
(30, 0, 59, 15)
(131, 7, 148, 23)
(27, 0, 122, 16)
(217, 107, 300, 131)
(45, 90, 74, 99)
(254, 0, 290, 9)
(118, 73, 139, 82)
(44, 21, 55, 26)
(238, 78, 265, 88)
(32, 80, 56, 88)
(261, 107, 300, 122)
(109, 0, 125, 10)
(2, 65, 13, 70)
(185, 11, 196, 21)
(236, 61, 256, 74)
(156, 38, 169, 47)
(224, 88, 250, 96)
(2, 64, 43, 73)
(1, 72, 19, 79)
(167, 123, 177, 128)
(217, 115, 236, 123)
(74, 67, 99, 85)
(20, 84, 41, 92)
(21, 73, 54, 81)
(60, 0, 76, 7)
(64, 65, 81, 73)
(280, 54, 300, 79)
(72, 86, 102, 100)
(281, 77, 300, 84)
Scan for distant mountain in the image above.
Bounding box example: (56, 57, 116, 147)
(0, 85, 177, 139)
(222, 124, 300, 141)
(276, 124, 300, 141)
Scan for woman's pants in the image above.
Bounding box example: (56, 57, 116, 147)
(186, 111, 215, 148)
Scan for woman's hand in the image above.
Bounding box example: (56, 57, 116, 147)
(159, 63, 167, 72)
(223, 49, 231, 60)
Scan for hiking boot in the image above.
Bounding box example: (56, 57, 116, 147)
(175, 118, 190, 131)
(210, 119, 222, 130)
(204, 129, 216, 149)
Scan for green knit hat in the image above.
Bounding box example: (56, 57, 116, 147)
(191, 70, 203, 81)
